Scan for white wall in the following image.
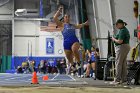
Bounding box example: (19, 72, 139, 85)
(92, 0, 114, 58)
(39, 31, 64, 57)
(14, 20, 40, 56)
(14, 37, 39, 56)
(14, 20, 39, 35)
(14, 20, 65, 57)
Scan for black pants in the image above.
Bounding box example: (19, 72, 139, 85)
(135, 68, 140, 85)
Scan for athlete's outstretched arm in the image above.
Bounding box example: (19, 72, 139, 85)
(74, 20, 89, 29)
(53, 6, 63, 27)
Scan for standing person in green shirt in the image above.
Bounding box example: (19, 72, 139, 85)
(111, 19, 130, 85)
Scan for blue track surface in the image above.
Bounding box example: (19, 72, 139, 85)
(0, 73, 79, 86)
(0, 73, 114, 87)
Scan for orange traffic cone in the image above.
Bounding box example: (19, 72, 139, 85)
(43, 75, 49, 81)
(31, 72, 39, 84)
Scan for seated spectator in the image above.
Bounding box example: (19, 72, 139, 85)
(17, 66, 23, 73)
(57, 58, 66, 74)
(22, 61, 30, 74)
(51, 59, 58, 74)
(56, 59, 61, 73)
(38, 60, 46, 74)
(30, 60, 36, 73)
(22, 61, 29, 69)
(48, 59, 58, 74)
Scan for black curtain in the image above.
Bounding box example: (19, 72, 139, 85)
(107, 31, 115, 58)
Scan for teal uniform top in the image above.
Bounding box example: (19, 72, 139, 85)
(114, 27, 130, 46)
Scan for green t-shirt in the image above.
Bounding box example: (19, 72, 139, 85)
(114, 27, 130, 46)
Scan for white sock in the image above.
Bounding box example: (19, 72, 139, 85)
(92, 73, 95, 78)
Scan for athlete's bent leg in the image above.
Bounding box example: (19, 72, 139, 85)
(71, 42, 80, 63)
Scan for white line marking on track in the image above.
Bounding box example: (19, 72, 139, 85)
(5, 75, 30, 80)
(0, 76, 15, 79)
(83, 81, 88, 84)
(67, 75, 76, 81)
(51, 74, 59, 80)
